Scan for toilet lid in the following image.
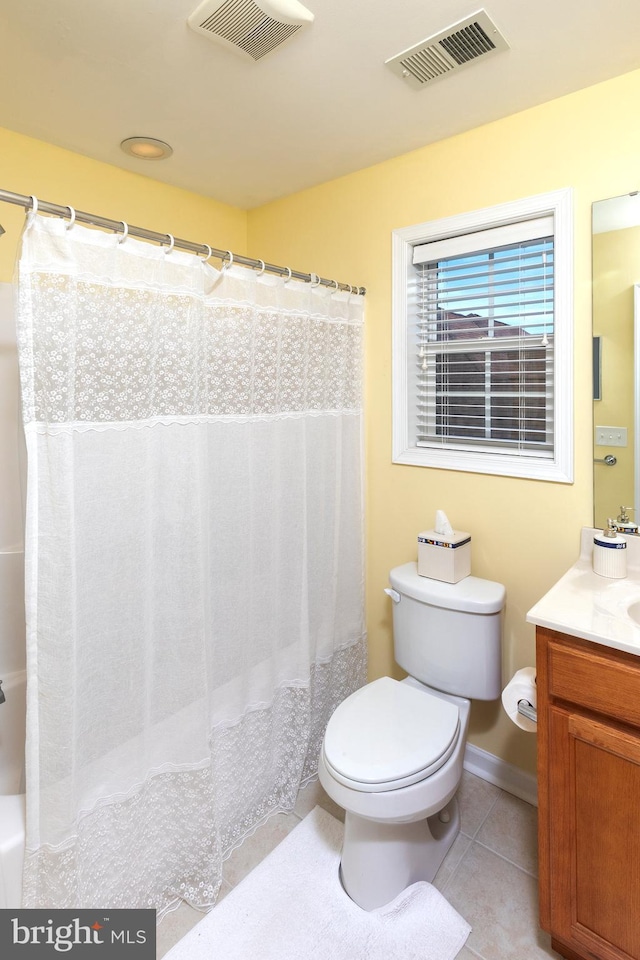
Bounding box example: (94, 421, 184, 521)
(323, 677, 460, 790)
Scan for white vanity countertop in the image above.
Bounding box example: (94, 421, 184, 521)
(526, 527, 640, 657)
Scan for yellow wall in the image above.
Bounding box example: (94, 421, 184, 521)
(248, 69, 640, 776)
(593, 227, 640, 529)
(0, 125, 247, 282)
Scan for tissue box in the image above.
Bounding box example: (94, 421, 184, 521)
(417, 529, 471, 583)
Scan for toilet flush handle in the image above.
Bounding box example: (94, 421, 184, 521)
(384, 587, 401, 603)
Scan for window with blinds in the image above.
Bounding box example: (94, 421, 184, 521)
(392, 190, 573, 482)
(413, 218, 554, 455)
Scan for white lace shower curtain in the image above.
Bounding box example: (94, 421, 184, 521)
(16, 215, 366, 915)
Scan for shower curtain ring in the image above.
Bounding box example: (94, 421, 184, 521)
(331, 279, 339, 291)
(199, 243, 213, 262)
(65, 206, 76, 230)
(163, 234, 175, 255)
(283, 266, 292, 283)
(222, 250, 233, 270)
(117, 221, 129, 244)
(27, 195, 38, 226)
(256, 259, 266, 277)
(310, 272, 321, 287)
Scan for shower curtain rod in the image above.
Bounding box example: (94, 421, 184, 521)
(0, 188, 366, 295)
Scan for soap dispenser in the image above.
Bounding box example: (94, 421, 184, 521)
(615, 506, 639, 535)
(593, 519, 627, 579)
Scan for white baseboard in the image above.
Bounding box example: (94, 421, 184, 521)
(463, 743, 538, 807)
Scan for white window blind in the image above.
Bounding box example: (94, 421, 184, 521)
(391, 189, 573, 482)
(412, 216, 554, 457)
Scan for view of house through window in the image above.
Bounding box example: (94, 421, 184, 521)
(416, 233, 554, 451)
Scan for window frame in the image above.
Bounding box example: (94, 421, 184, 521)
(391, 189, 574, 483)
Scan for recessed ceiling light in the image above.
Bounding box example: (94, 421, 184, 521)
(120, 137, 173, 160)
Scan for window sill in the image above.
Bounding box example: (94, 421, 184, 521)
(392, 443, 573, 483)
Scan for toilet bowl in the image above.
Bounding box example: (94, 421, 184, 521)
(319, 562, 505, 911)
(319, 677, 471, 909)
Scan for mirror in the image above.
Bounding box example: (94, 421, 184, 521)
(592, 193, 640, 532)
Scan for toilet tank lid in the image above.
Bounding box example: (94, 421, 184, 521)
(389, 562, 505, 614)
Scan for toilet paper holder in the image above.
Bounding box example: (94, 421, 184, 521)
(517, 699, 537, 724)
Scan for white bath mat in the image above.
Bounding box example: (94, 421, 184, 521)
(165, 805, 470, 960)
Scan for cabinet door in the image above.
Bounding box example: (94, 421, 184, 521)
(549, 706, 640, 960)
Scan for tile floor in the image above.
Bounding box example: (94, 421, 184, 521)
(156, 769, 561, 960)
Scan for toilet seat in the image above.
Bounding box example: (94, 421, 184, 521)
(323, 677, 460, 793)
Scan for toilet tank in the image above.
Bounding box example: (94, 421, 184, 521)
(388, 562, 505, 700)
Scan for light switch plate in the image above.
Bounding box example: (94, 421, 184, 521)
(595, 425, 628, 447)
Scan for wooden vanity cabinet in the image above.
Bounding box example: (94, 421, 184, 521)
(536, 626, 640, 960)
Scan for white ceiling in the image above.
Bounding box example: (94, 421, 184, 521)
(1, 0, 640, 210)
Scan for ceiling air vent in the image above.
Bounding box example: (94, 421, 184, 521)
(385, 10, 508, 89)
(187, 0, 314, 62)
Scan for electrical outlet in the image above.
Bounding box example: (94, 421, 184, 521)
(595, 425, 628, 447)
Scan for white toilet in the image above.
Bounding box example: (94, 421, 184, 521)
(318, 561, 505, 910)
